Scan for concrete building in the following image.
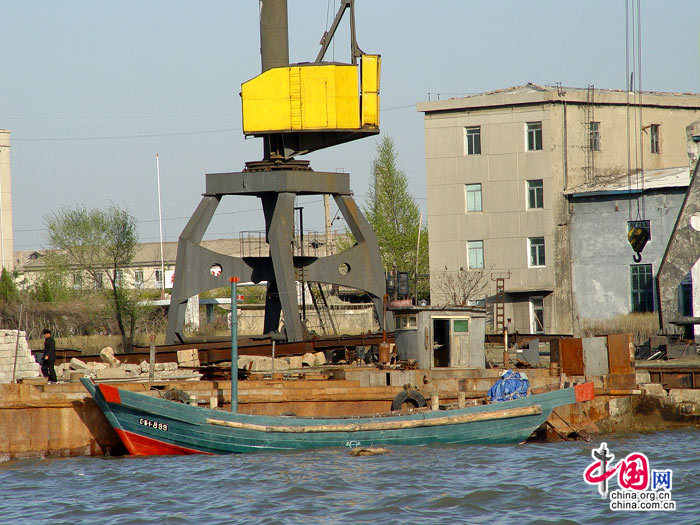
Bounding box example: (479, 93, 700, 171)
(14, 232, 346, 292)
(566, 167, 689, 330)
(417, 84, 700, 334)
(0, 130, 13, 272)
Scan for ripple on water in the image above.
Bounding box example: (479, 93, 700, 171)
(0, 429, 698, 524)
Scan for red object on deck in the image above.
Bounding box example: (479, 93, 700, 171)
(97, 383, 122, 404)
(574, 382, 595, 402)
(115, 429, 212, 456)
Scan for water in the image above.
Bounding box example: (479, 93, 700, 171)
(1, 429, 698, 524)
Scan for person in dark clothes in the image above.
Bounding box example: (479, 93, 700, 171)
(41, 328, 57, 383)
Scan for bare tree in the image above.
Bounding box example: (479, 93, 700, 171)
(431, 268, 491, 306)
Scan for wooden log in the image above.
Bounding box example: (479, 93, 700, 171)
(206, 404, 542, 433)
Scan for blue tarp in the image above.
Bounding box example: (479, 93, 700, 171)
(487, 370, 530, 402)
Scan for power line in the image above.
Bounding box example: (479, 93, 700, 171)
(12, 127, 241, 142)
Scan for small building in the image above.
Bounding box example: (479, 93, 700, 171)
(391, 305, 486, 369)
(566, 166, 689, 325)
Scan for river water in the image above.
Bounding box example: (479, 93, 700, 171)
(1, 429, 698, 524)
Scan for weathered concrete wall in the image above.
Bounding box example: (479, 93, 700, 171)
(569, 189, 685, 322)
(0, 383, 123, 459)
(0, 330, 41, 383)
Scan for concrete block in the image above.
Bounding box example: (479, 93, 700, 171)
(635, 371, 651, 384)
(272, 358, 289, 371)
(668, 389, 700, 403)
(70, 358, 90, 371)
(664, 395, 683, 406)
(287, 356, 303, 369)
(250, 356, 273, 371)
(301, 353, 317, 367)
(96, 367, 127, 379)
(640, 383, 667, 397)
(177, 349, 200, 367)
(100, 347, 120, 366)
(368, 372, 388, 387)
(608, 396, 633, 418)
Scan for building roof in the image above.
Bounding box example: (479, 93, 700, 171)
(417, 83, 700, 114)
(564, 166, 691, 198)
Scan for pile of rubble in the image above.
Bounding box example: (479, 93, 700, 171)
(237, 351, 327, 372)
(0, 330, 41, 383)
(56, 347, 202, 382)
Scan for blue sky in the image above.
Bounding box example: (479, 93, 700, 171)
(2, 1, 699, 251)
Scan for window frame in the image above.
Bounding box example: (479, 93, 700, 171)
(529, 296, 545, 334)
(650, 124, 660, 154)
(465, 126, 481, 155)
(526, 121, 543, 151)
(467, 240, 484, 269)
(630, 264, 654, 313)
(589, 121, 601, 151)
(528, 236, 546, 268)
(527, 179, 544, 209)
(465, 183, 483, 212)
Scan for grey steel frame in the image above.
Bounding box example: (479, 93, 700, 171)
(165, 169, 389, 344)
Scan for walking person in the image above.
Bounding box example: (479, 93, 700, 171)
(41, 328, 57, 383)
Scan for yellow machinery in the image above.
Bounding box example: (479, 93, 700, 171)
(240, 0, 380, 159)
(242, 55, 380, 134)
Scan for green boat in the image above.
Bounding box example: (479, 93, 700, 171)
(81, 378, 594, 455)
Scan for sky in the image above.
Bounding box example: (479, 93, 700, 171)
(2, 0, 700, 252)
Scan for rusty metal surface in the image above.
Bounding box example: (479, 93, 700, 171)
(647, 369, 699, 389)
(52, 333, 394, 366)
(559, 338, 584, 376)
(607, 334, 633, 374)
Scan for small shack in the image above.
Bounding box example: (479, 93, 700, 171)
(390, 305, 486, 369)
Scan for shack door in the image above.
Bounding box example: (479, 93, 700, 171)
(432, 318, 450, 367)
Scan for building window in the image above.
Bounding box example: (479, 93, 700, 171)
(527, 179, 544, 209)
(94, 272, 103, 289)
(134, 269, 144, 289)
(465, 126, 481, 155)
(467, 240, 484, 269)
(631, 264, 654, 312)
(528, 237, 545, 267)
(530, 297, 545, 333)
(526, 122, 542, 151)
(650, 124, 660, 154)
(465, 183, 482, 212)
(72, 273, 82, 290)
(590, 121, 601, 151)
(115, 270, 124, 286)
(155, 269, 163, 288)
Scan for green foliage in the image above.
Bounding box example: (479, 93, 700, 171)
(44, 203, 139, 351)
(362, 135, 429, 297)
(0, 268, 19, 303)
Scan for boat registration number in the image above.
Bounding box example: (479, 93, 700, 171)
(139, 418, 169, 432)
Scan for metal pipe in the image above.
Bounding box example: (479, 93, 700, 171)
(259, 0, 289, 72)
(230, 277, 240, 413)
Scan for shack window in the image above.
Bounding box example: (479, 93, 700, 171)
(453, 319, 469, 333)
(396, 315, 417, 330)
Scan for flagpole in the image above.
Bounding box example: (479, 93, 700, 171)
(156, 153, 166, 299)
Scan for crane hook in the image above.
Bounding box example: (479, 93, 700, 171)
(633, 252, 642, 263)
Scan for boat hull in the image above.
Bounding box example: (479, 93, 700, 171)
(81, 378, 593, 455)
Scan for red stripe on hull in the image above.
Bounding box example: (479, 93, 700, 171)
(98, 383, 122, 404)
(115, 429, 213, 456)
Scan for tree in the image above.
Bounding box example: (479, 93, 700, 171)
(0, 268, 19, 303)
(44, 204, 139, 351)
(431, 268, 491, 306)
(363, 135, 429, 298)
